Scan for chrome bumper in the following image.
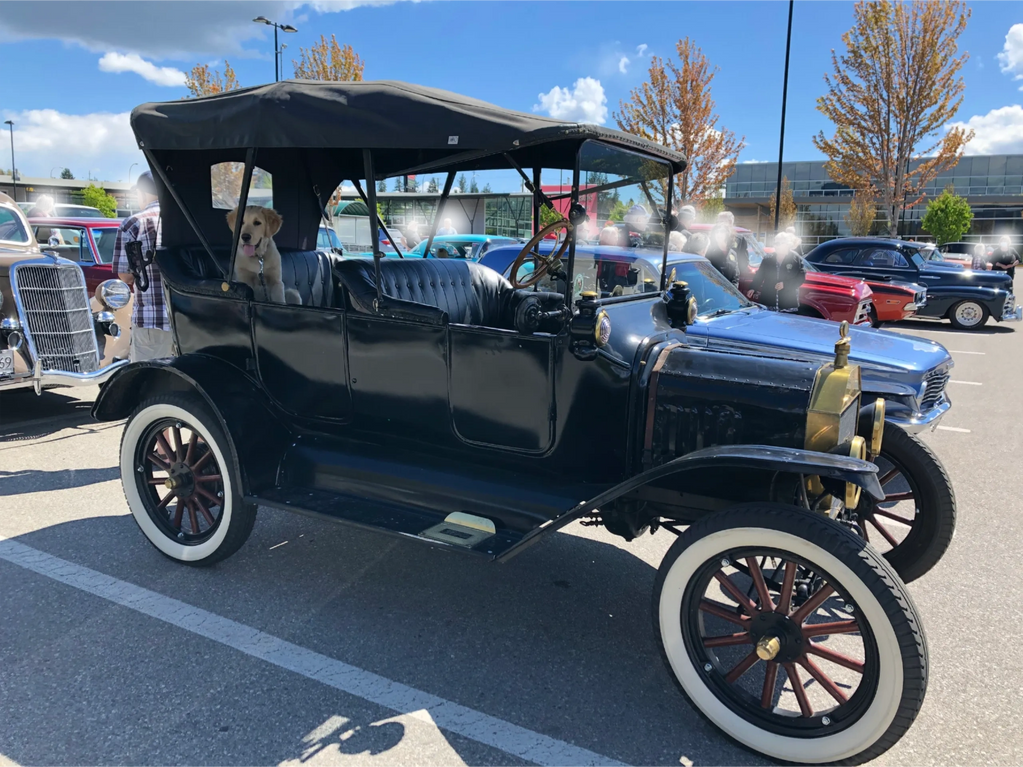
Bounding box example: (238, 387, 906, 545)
(887, 399, 951, 434)
(1001, 300, 1022, 322)
(0, 358, 129, 394)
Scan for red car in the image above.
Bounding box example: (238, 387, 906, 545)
(30, 216, 122, 293)
(688, 224, 875, 326)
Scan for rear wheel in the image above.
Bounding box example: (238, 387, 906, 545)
(868, 306, 883, 328)
(948, 299, 989, 330)
(654, 504, 927, 765)
(120, 393, 256, 566)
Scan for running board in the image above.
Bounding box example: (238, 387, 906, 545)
(246, 487, 524, 559)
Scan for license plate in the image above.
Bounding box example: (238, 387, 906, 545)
(0, 349, 13, 377)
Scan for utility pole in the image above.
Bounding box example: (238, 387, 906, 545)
(773, 0, 794, 233)
(4, 121, 16, 202)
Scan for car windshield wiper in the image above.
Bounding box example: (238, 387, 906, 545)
(700, 307, 738, 319)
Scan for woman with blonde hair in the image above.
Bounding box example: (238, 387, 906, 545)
(747, 231, 806, 311)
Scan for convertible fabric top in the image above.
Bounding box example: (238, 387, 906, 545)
(131, 80, 686, 175)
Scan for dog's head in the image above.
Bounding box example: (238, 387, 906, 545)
(226, 205, 283, 258)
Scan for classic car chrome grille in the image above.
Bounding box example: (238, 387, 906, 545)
(1005, 294, 1017, 316)
(921, 369, 950, 410)
(13, 264, 100, 373)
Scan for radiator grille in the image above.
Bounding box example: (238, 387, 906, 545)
(921, 369, 949, 410)
(13, 264, 99, 373)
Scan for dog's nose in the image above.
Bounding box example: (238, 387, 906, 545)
(241, 233, 251, 242)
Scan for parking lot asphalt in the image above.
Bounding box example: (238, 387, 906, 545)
(1, 317, 1022, 766)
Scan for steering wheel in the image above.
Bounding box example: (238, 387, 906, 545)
(509, 219, 573, 289)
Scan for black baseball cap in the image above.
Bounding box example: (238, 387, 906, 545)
(134, 170, 157, 195)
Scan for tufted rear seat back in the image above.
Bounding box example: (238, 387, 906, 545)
(335, 258, 514, 327)
(176, 247, 335, 307)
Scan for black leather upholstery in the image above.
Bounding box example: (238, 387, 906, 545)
(335, 259, 514, 327)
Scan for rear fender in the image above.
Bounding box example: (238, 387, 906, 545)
(92, 355, 291, 495)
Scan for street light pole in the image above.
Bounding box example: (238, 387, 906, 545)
(4, 120, 16, 203)
(253, 16, 298, 83)
(128, 162, 138, 186)
(773, 0, 794, 233)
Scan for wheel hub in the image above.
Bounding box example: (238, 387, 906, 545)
(164, 462, 195, 499)
(749, 611, 805, 663)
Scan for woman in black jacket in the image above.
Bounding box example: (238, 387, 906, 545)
(705, 223, 741, 287)
(747, 232, 806, 311)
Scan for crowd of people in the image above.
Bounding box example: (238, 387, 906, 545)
(970, 236, 1019, 285)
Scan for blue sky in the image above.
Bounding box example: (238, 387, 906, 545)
(0, 0, 1021, 187)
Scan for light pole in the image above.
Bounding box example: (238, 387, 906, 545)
(50, 166, 59, 178)
(128, 162, 138, 186)
(4, 120, 16, 202)
(253, 16, 298, 82)
(772, 0, 794, 233)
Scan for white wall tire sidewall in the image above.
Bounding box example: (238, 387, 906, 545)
(658, 526, 904, 764)
(954, 301, 983, 327)
(121, 403, 234, 563)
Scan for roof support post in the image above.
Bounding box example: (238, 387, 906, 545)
(363, 149, 384, 307)
(564, 146, 582, 299)
(226, 147, 257, 289)
(421, 171, 455, 259)
(532, 167, 541, 236)
(660, 172, 674, 292)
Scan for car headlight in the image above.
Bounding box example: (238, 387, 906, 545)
(96, 279, 131, 310)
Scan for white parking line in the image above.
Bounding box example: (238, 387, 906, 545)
(937, 426, 972, 433)
(948, 380, 983, 386)
(948, 350, 985, 355)
(0, 536, 624, 767)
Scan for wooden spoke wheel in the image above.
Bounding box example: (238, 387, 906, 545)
(654, 504, 927, 765)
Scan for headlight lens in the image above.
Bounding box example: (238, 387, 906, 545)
(97, 279, 131, 310)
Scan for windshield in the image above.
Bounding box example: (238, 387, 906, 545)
(59, 205, 105, 218)
(90, 227, 118, 264)
(907, 249, 926, 267)
(665, 259, 753, 317)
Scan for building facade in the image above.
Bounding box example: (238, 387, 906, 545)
(724, 155, 1023, 245)
(0, 174, 135, 216)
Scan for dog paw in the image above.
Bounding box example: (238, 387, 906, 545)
(285, 288, 303, 305)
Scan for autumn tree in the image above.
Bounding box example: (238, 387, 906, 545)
(292, 34, 365, 81)
(845, 190, 878, 236)
(185, 60, 239, 97)
(768, 177, 798, 230)
(615, 38, 744, 206)
(698, 196, 725, 223)
(813, 0, 973, 235)
(921, 186, 973, 244)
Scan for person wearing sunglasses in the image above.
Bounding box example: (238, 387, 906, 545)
(744, 231, 806, 312)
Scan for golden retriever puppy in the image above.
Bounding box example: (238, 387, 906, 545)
(226, 206, 302, 305)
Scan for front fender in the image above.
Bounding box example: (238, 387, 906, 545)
(92, 354, 291, 495)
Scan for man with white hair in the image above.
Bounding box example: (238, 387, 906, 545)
(717, 208, 751, 277)
(747, 231, 806, 311)
(437, 217, 457, 236)
(990, 235, 1019, 285)
(667, 230, 687, 252)
(26, 194, 55, 217)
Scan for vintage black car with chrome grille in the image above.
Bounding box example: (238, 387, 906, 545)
(92, 81, 959, 764)
(0, 193, 128, 393)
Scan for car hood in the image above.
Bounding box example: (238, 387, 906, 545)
(696, 307, 950, 374)
(919, 262, 1012, 287)
(803, 271, 871, 297)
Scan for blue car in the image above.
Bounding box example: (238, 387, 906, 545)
(479, 242, 953, 433)
(407, 234, 521, 260)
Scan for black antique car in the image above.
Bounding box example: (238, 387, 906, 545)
(805, 237, 1021, 330)
(93, 81, 944, 764)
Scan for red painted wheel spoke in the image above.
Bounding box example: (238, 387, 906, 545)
(147, 452, 171, 472)
(789, 584, 835, 624)
(745, 557, 775, 612)
(171, 499, 184, 529)
(191, 450, 215, 473)
(883, 491, 914, 503)
(187, 499, 200, 535)
(194, 474, 222, 484)
(703, 632, 752, 648)
(171, 425, 184, 461)
(193, 496, 216, 527)
(799, 657, 848, 704)
(699, 599, 750, 627)
(724, 650, 761, 683)
(195, 485, 221, 506)
(860, 520, 870, 542)
(806, 644, 865, 673)
(784, 663, 814, 717)
(184, 431, 198, 466)
(776, 561, 797, 615)
(802, 620, 860, 638)
(155, 492, 173, 513)
(155, 432, 176, 464)
(874, 508, 914, 525)
(878, 467, 899, 486)
(868, 517, 901, 547)
(713, 572, 759, 615)
(761, 661, 779, 709)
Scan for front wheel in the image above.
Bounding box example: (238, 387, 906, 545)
(654, 504, 927, 765)
(948, 299, 989, 330)
(120, 393, 256, 566)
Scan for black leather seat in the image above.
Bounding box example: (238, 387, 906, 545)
(335, 258, 516, 327)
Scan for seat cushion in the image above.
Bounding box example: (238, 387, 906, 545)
(335, 258, 514, 327)
(279, 249, 334, 308)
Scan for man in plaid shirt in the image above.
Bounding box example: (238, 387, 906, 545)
(113, 170, 174, 361)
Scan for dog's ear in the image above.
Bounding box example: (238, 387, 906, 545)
(225, 207, 238, 232)
(263, 207, 283, 236)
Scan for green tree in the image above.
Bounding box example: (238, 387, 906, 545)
(427, 178, 439, 193)
(469, 177, 479, 194)
(607, 199, 628, 222)
(457, 174, 468, 193)
(60, 167, 74, 179)
(921, 186, 973, 244)
(392, 178, 402, 192)
(81, 184, 117, 217)
(539, 204, 563, 228)
(699, 196, 725, 222)
(481, 183, 492, 194)
(377, 179, 386, 193)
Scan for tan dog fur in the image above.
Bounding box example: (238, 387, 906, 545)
(226, 206, 301, 305)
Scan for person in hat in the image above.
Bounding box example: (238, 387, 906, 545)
(113, 170, 173, 361)
(677, 205, 696, 239)
(613, 204, 646, 249)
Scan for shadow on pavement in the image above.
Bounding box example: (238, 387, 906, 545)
(0, 511, 766, 766)
(0, 467, 119, 496)
(890, 318, 1016, 334)
(0, 387, 101, 442)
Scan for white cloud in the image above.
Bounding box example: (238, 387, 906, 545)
(998, 23, 1023, 89)
(98, 52, 186, 87)
(947, 105, 1023, 155)
(0, 109, 143, 182)
(534, 78, 608, 125)
(636, 43, 648, 57)
(0, 1, 395, 61)
(618, 56, 630, 74)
